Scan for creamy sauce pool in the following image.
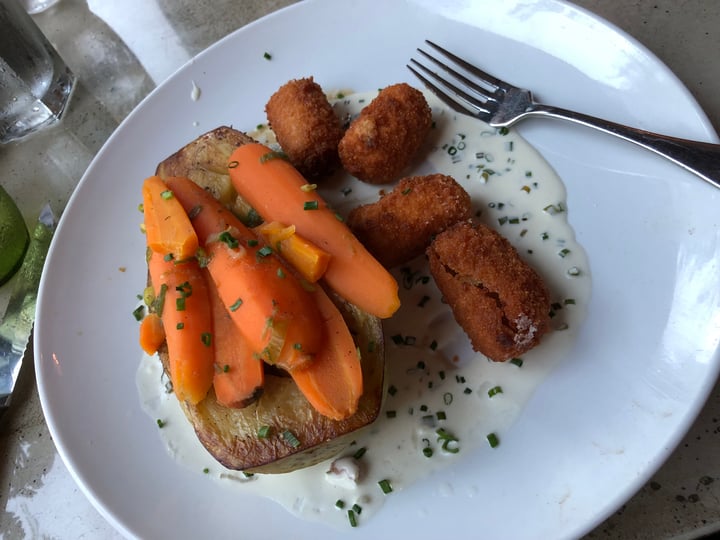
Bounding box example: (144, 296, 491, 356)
(136, 91, 591, 529)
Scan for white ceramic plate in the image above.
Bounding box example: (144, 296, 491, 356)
(35, 1, 720, 539)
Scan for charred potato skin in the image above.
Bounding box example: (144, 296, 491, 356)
(427, 220, 551, 362)
(160, 293, 385, 474)
(338, 83, 432, 184)
(346, 174, 473, 268)
(265, 77, 343, 180)
(153, 127, 386, 474)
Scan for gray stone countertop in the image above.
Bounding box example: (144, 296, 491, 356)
(0, 1, 718, 538)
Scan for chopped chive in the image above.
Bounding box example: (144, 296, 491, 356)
(223, 364, 230, 372)
(558, 248, 571, 258)
(488, 385, 503, 397)
(378, 479, 393, 494)
(352, 503, 362, 514)
(256, 245, 273, 259)
(282, 429, 301, 448)
(257, 425, 271, 438)
(510, 357, 524, 367)
(229, 298, 243, 311)
(247, 239, 259, 247)
(203, 467, 210, 474)
(263, 51, 272, 60)
(436, 411, 447, 420)
(347, 509, 358, 527)
(277, 267, 286, 279)
(335, 499, 346, 509)
(303, 200, 319, 211)
(218, 231, 239, 248)
(156, 419, 165, 428)
(176, 297, 186, 311)
(259, 150, 287, 163)
(201, 332, 212, 347)
(463, 387, 473, 394)
(388, 385, 397, 396)
(353, 446, 367, 460)
(423, 447, 434, 458)
(386, 410, 397, 418)
(132, 305, 145, 321)
(160, 189, 173, 200)
(176, 322, 184, 330)
(487, 432, 500, 448)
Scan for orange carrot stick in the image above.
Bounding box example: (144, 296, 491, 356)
(139, 312, 165, 355)
(164, 176, 323, 371)
(206, 272, 264, 408)
(289, 287, 364, 420)
(147, 251, 214, 404)
(227, 143, 400, 319)
(142, 175, 199, 259)
(255, 221, 331, 283)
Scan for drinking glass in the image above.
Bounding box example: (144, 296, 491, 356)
(0, 0, 75, 143)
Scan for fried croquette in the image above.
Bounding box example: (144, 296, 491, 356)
(338, 83, 432, 184)
(427, 221, 551, 362)
(265, 77, 343, 179)
(346, 174, 472, 268)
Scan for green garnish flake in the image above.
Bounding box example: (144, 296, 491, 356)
(132, 305, 145, 321)
(163, 252, 174, 262)
(282, 429, 301, 448)
(277, 267, 286, 279)
(176, 322, 184, 330)
(218, 230, 239, 248)
(558, 248, 571, 258)
(335, 499, 346, 509)
(257, 425, 271, 438)
(203, 467, 210, 474)
(487, 432, 500, 448)
(156, 419, 166, 428)
(353, 446, 367, 460)
(247, 239, 259, 247)
(176, 297, 186, 311)
(488, 385, 503, 397)
(223, 364, 230, 373)
(378, 479, 393, 494)
(436, 428, 460, 454)
(510, 357, 524, 367)
(256, 245, 273, 260)
(423, 447, 434, 458)
(160, 189, 173, 200)
(263, 51, 272, 60)
(303, 200, 319, 211)
(347, 509, 358, 527)
(229, 298, 243, 311)
(201, 332, 212, 347)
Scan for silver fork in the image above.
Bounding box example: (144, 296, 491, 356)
(408, 40, 720, 190)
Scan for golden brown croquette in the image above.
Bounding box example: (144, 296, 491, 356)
(338, 83, 432, 184)
(427, 220, 551, 362)
(265, 77, 343, 179)
(346, 174, 472, 268)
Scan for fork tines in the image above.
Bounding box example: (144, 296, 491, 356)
(408, 40, 502, 121)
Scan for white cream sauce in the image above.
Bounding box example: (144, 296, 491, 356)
(136, 91, 591, 529)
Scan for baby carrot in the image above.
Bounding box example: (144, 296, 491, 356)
(206, 274, 264, 408)
(164, 177, 323, 371)
(139, 312, 165, 355)
(227, 143, 400, 319)
(147, 250, 214, 404)
(289, 287, 363, 420)
(142, 175, 199, 259)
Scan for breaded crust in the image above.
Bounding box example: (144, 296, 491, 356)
(427, 221, 551, 361)
(338, 83, 432, 184)
(265, 77, 343, 179)
(346, 174, 472, 268)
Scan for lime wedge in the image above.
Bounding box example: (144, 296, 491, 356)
(0, 185, 30, 286)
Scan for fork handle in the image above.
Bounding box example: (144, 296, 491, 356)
(526, 104, 720, 190)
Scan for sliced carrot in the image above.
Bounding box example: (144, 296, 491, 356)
(147, 250, 214, 404)
(255, 221, 331, 283)
(206, 273, 264, 408)
(139, 312, 165, 355)
(142, 175, 199, 259)
(227, 143, 400, 319)
(289, 287, 364, 420)
(164, 176, 323, 371)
